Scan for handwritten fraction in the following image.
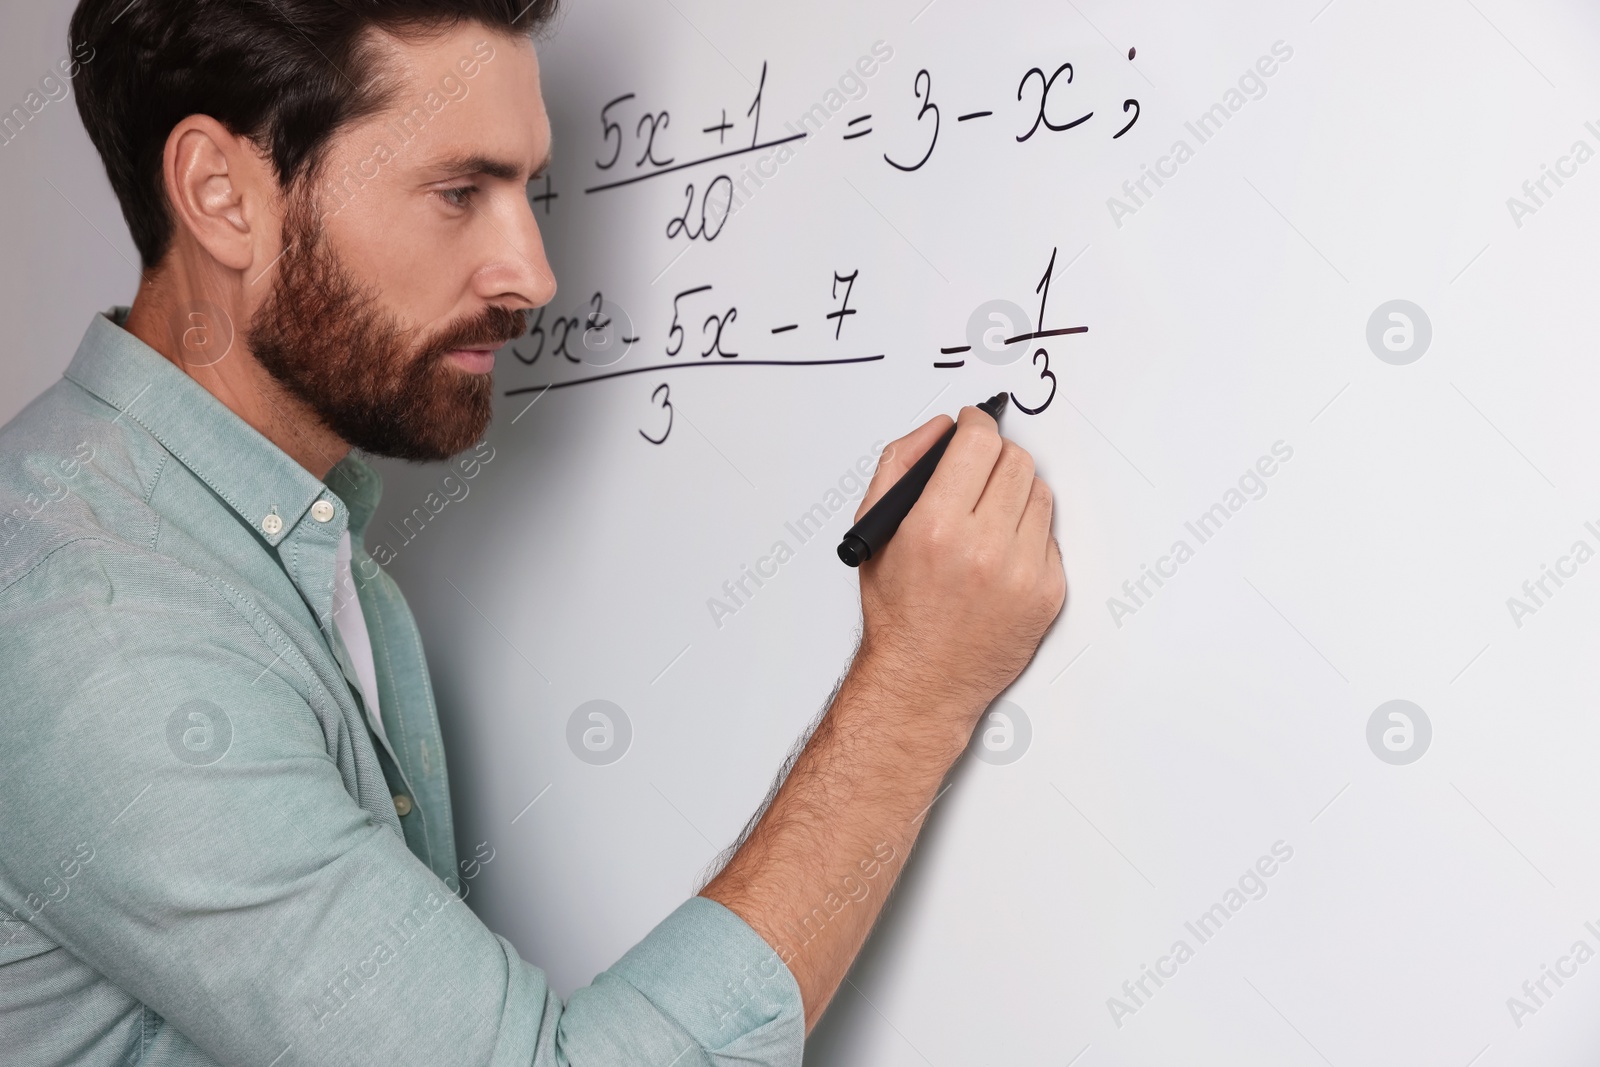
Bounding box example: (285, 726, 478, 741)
(504, 45, 1136, 441)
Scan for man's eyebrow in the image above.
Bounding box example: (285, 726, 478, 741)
(427, 151, 553, 182)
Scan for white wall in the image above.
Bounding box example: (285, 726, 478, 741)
(0, 0, 141, 424)
(11, 1, 1600, 1063)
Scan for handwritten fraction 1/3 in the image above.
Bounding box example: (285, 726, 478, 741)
(936, 246, 1087, 417)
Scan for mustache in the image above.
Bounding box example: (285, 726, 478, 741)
(425, 305, 528, 356)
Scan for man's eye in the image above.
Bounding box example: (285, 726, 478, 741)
(439, 185, 476, 208)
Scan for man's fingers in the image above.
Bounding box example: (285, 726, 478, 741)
(1044, 533, 1066, 614)
(855, 415, 954, 521)
(1018, 475, 1055, 553)
(975, 439, 1035, 528)
(922, 405, 1003, 514)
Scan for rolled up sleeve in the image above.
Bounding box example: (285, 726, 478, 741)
(0, 545, 804, 1066)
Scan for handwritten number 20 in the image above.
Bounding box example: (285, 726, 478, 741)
(666, 176, 733, 242)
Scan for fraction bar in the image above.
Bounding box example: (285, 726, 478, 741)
(1002, 325, 1089, 345)
(505, 354, 886, 393)
(584, 132, 809, 193)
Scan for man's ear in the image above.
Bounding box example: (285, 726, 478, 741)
(161, 115, 277, 274)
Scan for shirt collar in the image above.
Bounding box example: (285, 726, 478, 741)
(64, 307, 383, 548)
(331, 451, 383, 547)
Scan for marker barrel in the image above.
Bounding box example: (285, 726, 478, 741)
(838, 392, 1008, 567)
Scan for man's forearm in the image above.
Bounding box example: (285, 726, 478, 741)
(700, 648, 971, 1032)
(702, 403, 1065, 1036)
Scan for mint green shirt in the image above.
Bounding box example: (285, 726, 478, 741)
(0, 309, 803, 1065)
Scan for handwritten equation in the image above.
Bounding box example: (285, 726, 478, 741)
(503, 270, 882, 445)
(565, 51, 1141, 242)
(505, 44, 1129, 442)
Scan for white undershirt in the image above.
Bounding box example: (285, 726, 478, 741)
(333, 529, 391, 753)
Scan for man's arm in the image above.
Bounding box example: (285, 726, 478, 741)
(702, 404, 1066, 1030)
(0, 544, 803, 1066)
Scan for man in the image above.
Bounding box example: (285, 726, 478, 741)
(0, 0, 1065, 1063)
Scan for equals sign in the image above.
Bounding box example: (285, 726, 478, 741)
(935, 344, 970, 368)
(843, 114, 872, 140)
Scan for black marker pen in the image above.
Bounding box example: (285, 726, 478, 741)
(838, 392, 1009, 567)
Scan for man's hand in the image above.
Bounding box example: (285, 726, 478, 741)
(700, 405, 1066, 1032)
(852, 405, 1066, 757)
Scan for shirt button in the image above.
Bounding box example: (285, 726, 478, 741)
(311, 500, 335, 523)
(393, 795, 413, 817)
(261, 513, 283, 536)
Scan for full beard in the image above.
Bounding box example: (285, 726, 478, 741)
(246, 193, 525, 462)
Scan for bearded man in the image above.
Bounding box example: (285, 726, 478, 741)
(0, 2, 1065, 1063)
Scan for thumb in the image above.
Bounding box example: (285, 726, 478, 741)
(854, 415, 954, 522)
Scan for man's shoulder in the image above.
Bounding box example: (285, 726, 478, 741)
(0, 375, 172, 595)
(0, 504, 322, 776)
(0, 376, 266, 671)
(0, 521, 267, 683)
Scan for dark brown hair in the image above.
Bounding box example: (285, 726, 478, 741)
(69, 0, 560, 269)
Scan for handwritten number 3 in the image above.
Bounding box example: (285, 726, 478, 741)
(1011, 348, 1056, 415)
(512, 307, 545, 365)
(640, 383, 673, 444)
(884, 69, 939, 172)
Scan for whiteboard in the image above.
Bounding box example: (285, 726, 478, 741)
(370, 0, 1600, 1062)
